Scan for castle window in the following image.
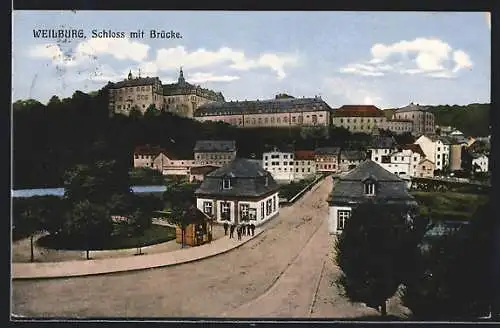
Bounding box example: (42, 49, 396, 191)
(136, 87, 140, 91)
(364, 182, 376, 196)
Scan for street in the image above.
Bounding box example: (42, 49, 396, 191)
(12, 176, 408, 318)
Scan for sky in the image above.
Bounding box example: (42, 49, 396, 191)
(12, 11, 491, 108)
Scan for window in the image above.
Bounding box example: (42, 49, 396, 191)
(289, 161, 293, 165)
(375, 157, 379, 162)
(296, 168, 299, 172)
(240, 203, 250, 220)
(413, 157, 417, 161)
(284, 154, 288, 159)
(266, 199, 272, 215)
(364, 182, 375, 195)
(337, 210, 351, 230)
(437, 147, 441, 151)
(273, 196, 277, 212)
(203, 201, 213, 215)
(222, 178, 231, 189)
(134, 154, 139, 159)
(437, 154, 440, 159)
(261, 202, 265, 219)
(312, 114, 318, 124)
(220, 202, 230, 221)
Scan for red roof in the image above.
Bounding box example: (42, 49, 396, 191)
(133, 145, 166, 156)
(400, 144, 426, 157)
(334, 105, 385, 117)
(295, 150, 315, 160)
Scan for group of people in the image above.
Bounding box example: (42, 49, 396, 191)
(223, 222, 256, 240)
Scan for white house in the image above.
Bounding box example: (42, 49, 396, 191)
(414, 135, 450, 172)
(377, 144, 426, 180)
(472, 153, 489, 172)
(262, 145, 295, 183)
(367, 136, 398, 164)
(133, 145, 165, 169)
(153, 152, 196, 175)
(195, 158, 280, 226)
(339, 150, 366, 172)
(327, 160, 418, 234)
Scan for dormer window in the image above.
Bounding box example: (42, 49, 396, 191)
(222, 178, 231, 190)
(364, 182, 376, 196)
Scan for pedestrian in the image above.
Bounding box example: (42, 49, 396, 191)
(237, 226, 242, 240)
(229, 224, 235, 239)
(250, 223, 255, 236)
(223, 222, 229, 236)
(240, 223, 245, 236)
(247, 224, 251, 236)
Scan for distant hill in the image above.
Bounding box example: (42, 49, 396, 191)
(382, 104, 490, 137)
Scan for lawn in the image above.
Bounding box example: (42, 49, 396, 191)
(411, 191, 489, 221)
(279, 177, 316, 200)
(37, 224, 176, 250)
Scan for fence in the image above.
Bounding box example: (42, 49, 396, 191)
(280, 174, 329, 206)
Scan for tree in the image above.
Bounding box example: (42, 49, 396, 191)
(19, 206, 45, 262)
(403, 201, 494, 320)
(64, 200, 112, 259)
(335, 201, 424, 316)
(129, 107, 142, 119)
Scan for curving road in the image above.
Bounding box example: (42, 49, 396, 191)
(12, 176, 405, 318)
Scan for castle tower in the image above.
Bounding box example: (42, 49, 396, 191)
(178, 66, 186, 85)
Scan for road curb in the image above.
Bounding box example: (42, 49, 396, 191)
(12, 229, 265, 280)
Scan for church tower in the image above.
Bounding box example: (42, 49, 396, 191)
(127, 70, 133, 80)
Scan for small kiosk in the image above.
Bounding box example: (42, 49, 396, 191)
(175, 205, 215, 247)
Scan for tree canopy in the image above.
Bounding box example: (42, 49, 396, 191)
(335, 201, 425, 316)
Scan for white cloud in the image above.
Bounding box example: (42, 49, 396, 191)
(76, 38, 150, 62)
(188, 72, 240, 83)
(144, 46, 299, 80)
(322, 76, 385, 107)
(29, 41, 299, 86)
(452, 50, 473, 73)
(340, 37, 473, 78)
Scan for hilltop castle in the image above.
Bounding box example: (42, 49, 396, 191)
(107, 68, 225, 118)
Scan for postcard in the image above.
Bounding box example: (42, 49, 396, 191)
(11, 10, 495, 321)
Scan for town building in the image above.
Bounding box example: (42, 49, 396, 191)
(416, 158, 435, 178)
(367, 136, 399, 164)
(392, 102, 435, 136)
(376, 144, 426, 181)
(331, 105, 413, 135)
(152, 152, 196, 175)
(108, 68, 224, 117)
(193, 140, 237, 167)
(339, 150, 366, 172)
(414, 135, 450, 172)
(327, 160, 418, 234)
(133, 145, 166, 169)
(382, 119, 413, 134)
(331, 105, 387, 134)
(193, 95, 333, 128)
(188, 165, 219, 183)
(314, 147, 341, 173)
(294, 150, 317, 180)
(471, 153, 489, 173)
(437, 136, 468, 171)
(262, 145, 295, 183)
(195, 158, 280, 226)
